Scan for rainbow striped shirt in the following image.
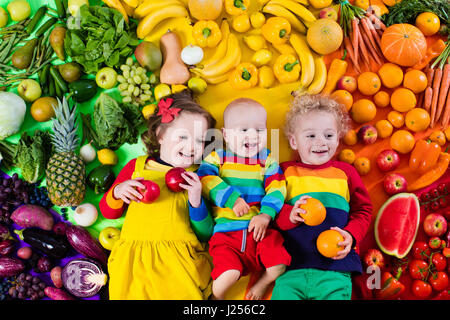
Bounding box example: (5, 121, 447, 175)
(197, 148, 286, 234)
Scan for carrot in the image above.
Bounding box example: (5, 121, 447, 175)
(436, 64, 450, 125)
(442, 91, 450, 129)
(361, 17, 381, 57)
(360, 25, 383, 66)
(430, 67, 443, 127)
(424, 87, 433, 112)
(426, 66, 435, 86)
(366, 12, 386, 31)
(344, 36, 361, 74)
(351, 18, 359, 63)
(364, 17, 383, 55)
(356, 23, 371, 70)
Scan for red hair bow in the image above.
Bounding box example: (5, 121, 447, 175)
(157, 98, 181, 123)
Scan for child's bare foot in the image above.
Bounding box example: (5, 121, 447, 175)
(245, 264, 286, 300)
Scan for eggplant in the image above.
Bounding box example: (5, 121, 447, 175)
(0, 239, 15, 256)
(0, 256, 25, 277)
(65, 225, 108, 266)
(14, 228, 71, 259)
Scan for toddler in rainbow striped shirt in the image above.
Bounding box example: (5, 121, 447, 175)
(197, 98, 291, 300)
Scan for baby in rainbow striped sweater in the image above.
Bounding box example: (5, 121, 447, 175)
(197, 98, 291, 300)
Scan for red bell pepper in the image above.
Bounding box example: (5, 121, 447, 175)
(375, 268, 405, 300)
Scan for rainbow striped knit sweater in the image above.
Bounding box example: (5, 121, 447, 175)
(197, 148, 286, 234)
(274, 160, 373, 274)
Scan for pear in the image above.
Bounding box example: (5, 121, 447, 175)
(58, 62, 82, 83)
(134, 41, 162, 71)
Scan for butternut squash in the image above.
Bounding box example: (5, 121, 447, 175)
(159, 30, 191, 85)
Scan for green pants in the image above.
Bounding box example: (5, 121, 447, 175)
(271, 268, 352, 300)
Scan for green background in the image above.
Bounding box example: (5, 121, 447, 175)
(1, 0, 148, 237)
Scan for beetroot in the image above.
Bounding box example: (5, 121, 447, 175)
(65, 225, 108, 266)
(0, 256, 25, 277)
(11, 204, 54, 230)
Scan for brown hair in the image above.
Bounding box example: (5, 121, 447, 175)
(284, 93, 351, 139)
(141, 89, 216, 157)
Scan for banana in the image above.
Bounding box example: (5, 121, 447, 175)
(200, 20, 231, 67)
(272, 43, 297, 55)
(307, 54, 327, 94)
(289, 33, 315, 88)
(267, 0, 316, 23)
(291, 0, 309, 5)
(123, 0, 139, 8)
(203, 71, 232, 85)
(134, 0, 182, 18)
(196, 34, 241, 78)
(136, 5, 188, 39)
(262, 3, 306, 34)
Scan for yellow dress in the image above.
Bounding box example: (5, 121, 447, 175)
(107, 156, 213, 300)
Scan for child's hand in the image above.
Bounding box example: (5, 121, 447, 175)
(179, 171, 202, 208)
(233, 197, 250, 217)
(331, 226, 353, 260)
(113, 178, 145, 204)
(248, 213, 271, 241)
(289, 195, 311, 225)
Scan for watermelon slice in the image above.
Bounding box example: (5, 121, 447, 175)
(374, 193, 420, 259)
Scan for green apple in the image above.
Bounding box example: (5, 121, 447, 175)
(17, 79, 42, 102)
(98, 226, 121, 251)
(95, 67, 118, 89)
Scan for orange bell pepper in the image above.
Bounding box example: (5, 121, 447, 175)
(409, 139, 441, 173)
(408, 152, 450, 191)
(229, 62, 258, 90)
(375, 269, 405, 300)
(261, 17, 291, 45)
(412, 39, 446, 70)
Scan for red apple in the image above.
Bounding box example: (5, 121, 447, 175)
(376, 149, 400, 172)
(357, 124, 377, 144)
(138, 180, 160, 203)
(383, 173, 407, 195)
(319, 7, 338, 21)
(423, 213, 447, 237)
(165, 167, 187, 192)
(363, 248, 385, 269)
(336, 76, 357, 93)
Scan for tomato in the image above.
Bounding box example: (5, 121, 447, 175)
(412, 242, 431, 260)
(431, 252, 447, 271)
(430, 188, 440, 199)
(437, 183, 448, 195)
(429, 237, 444, 250)
(431, 200, 440, 211)
(429, 272, 449, 291)
(439, 197, 448, 208)
(420, 192, 432, 202)
(411, 280, 433, 299)
(409, 259, 429, 280)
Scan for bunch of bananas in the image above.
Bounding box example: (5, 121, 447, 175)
(191, 20, 242, 84)
(262, 0, 316, 32)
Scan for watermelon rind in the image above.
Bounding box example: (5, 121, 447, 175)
(374, 193, 420, 259)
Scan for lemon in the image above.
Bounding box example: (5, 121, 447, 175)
(187, 77, 207, 94)
(154, 83, 172, 101)
(251, 49, 273, 67)
(232, 14, 251, 33)
(258, 66, 275, 88)
(0, 8, 8, 28)
(243, 35, 267, 51)
(142, 104, 157, 120)
(171, 84, 187, 94)
(68, 0, 89, 16)
(309, 0, 333, 9)
(250, 12, 266, 29)
(97, 149, 118, 166)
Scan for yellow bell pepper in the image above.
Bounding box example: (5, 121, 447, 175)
(261, 17, 291, 45)
(192, 20, 222, 48)
(229, 63, 258, 90)
(225, 0, 250, 15)
(273, 54, 300, 84)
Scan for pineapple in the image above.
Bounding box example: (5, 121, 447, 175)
(46, 97, 86, 207)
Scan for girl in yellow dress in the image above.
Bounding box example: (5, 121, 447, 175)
(99, 90, 216, 299)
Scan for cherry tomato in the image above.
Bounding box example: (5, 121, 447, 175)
(409, 259, 429, 280)
(431, 200, 440, 211)
(430, 188, 440, 199)
(411, 280, 433, 299)
(437, 183, 448, 195)
(429, 272, 449, 291)
(421, 203, 430, 213)
(431, 252, 447, 271)
(429, 237, 444, 250)
(412, 242, 431, 260)
(439, 197, 448, 208)
(420, 192, 432, 202)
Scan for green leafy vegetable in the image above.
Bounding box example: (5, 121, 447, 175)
(64, 5, 139, 74)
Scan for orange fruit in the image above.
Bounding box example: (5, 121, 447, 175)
(338, 148, 356, 164)
(355, 0, 370, 10)
(357, 72, 381, 95)
(382, 0, 401, 5)
(403, 69, 428, 93)
(350, 99, 377, 123)
(354, 157, 371, 175)
(331, 89, 353, 111)
(390, 129, 415, 154)
(299, 197, 326, 226)
(30, 97, 57, 122)
(375, 119, 394, 138)
(378, 62, 404, 89)
(373, 90, 390, 108)
(343, 129, 357, 145)
(429, 130, 446, 146)
(415, 12, 440, 36)
(387, 110, 405, 128)
(316, 229, 344, 258)
(445, 127, 450, 142)
(391, 87, 417, 112)
(405, 108, 430, 132)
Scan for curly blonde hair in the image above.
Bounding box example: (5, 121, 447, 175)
(284, 93, 351, 139)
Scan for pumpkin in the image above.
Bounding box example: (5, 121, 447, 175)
(188, 0, 223, 21)
(380, 23, 427, 67)
(159, 31, 191, 85)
